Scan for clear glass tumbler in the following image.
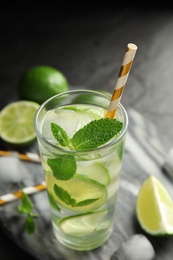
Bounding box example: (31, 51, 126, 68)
(34, 89, 128, 251)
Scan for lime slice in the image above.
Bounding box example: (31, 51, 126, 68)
(62, 105, 104, 120)
(0, 101, 40, 145)
(46, 174, 107, 212)
(58, 209, 109, 236)
(136, 175, 173, 235)
(78, 162, 110, 185)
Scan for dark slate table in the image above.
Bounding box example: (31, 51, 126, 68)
(1, 6, 173, 260)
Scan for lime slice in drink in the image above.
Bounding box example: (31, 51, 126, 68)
(58, 209, 109, 236)
(78, 162, 110, 185)
(0, 100, 40, 145)
(136, 175, 173, 235)
(62, 105, 104, 120)
(46, 174, 107, 212)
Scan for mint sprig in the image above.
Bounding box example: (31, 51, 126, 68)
(51, 118, 123, 151)
(48, 118, 123, 182)
(17, 192, 39, 234)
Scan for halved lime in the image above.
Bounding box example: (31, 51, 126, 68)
(0, 100, 40, 145)
(78, 162, 110, 185)
(46, 174, 107, 212)
(136, 175, 173, 235)
(58, 209, 109, 236)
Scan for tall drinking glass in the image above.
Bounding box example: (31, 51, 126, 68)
(34, 89, 128, 251)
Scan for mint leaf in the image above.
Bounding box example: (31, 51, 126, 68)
(17, 192, 39, 235)
(54, 184, 76, 206)
(17, 192, 33, 214)
(47, 155, 76, 180)
(71, 118, 123, 150)
(25, 214, 36, 234)
(75, 198, 99, 206)
(47, 191, 61, 212)
(54, 184, 99, 208)
(51, 123, 69, 147)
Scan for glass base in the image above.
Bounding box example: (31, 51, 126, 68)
(52, 222, 113, 251)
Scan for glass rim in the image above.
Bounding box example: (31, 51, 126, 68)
(34, 89, 128, 154)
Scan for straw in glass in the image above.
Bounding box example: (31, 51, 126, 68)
(106, 43, 138, 118)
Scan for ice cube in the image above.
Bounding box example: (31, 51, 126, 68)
(111, 234, 155, 260)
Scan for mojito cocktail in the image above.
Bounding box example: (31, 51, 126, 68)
(34, 90, 128, 251)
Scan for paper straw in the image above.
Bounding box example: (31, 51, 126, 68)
(0, 181, 46, 206)
(0, 150, 41, 163)
(106, 43, 138, 118)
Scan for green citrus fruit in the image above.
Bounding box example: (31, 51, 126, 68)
(136, 175, 173, 236)
(58, 209, 109, 236)
(78, 162, 110, 185)
(0, 100, 40, 145)
(17, 66, 69, 104)
(46, 173, 107, 212)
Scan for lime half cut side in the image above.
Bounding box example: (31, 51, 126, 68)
(136, 175, 173, 236)
(58, 209, 109, 236)
(46, 174, 107, 212)
(0, 101, 40, 145)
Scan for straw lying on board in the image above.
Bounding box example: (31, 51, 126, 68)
(0, 150, 45, 206)
(0, 181, 46, 206)
(106, 43, 138, 119)
(0, 150, 41, 163)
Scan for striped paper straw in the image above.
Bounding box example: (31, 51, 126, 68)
(0, 150, 41, 163)
(106, 43, 137, 118)
(0, 181, 46, 206)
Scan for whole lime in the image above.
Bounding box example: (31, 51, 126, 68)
(17, 66, 69, 104)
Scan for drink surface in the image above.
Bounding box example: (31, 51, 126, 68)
(39, 104, 124, 250)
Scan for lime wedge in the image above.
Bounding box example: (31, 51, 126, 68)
(136, 175, 173, 235)
(46, 174, 107, 212)
(78, 162, 110, 185)
(58, 209, 109, 236)
(0, 101, 40, 145)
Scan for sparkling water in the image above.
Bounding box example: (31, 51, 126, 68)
(38, 104, 125, 250)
